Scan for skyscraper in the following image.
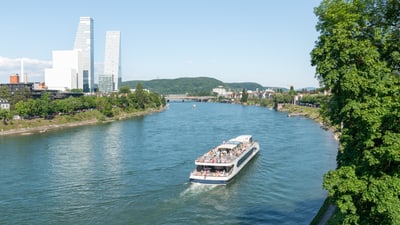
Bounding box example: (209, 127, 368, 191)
(104, 31, 121, 91)
(73, 17, 94, 92)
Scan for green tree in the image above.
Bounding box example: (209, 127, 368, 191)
(240, 88, 248, 103)
(0, 86, 31, 110)
(300, 94, 328, 106)
(288, 86, 296, 104)
(119, 86, 131, 94)
(80, 96, 96, 110)
(38, 92, 52, 118)
(14, 99, 38, 118)
(11, 87, 31, 109)
(0, 109, 12, 125)
(0, 86, 11, 100)
(135, 83, 146, 109)
(54, 98, 73, 114)
(311, 0, 400, 224)
(148, 92, 162, 108)
(94, 96, 113, 117)
(70, 88, 83, 93)
(273, 93, 292, 104)
(14, 100, 30, 118)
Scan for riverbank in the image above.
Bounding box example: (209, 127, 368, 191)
(0, 106, 166, 136)
(273, 103, 339, 225)
(276, 104, 339, 140)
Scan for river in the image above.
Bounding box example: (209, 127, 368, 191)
(0, 102, 337, 225)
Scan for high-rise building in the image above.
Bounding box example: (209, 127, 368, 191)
(74, 17, 94, 93)
(44, 50, 81, 91)
(98, 74, 114, 94)
(104, 31, 121, 91)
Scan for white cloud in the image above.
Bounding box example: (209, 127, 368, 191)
(0, 56, 52, 83)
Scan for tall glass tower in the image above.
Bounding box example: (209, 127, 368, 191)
(73, 17, 94, 92)
(104, 31, 121, 91)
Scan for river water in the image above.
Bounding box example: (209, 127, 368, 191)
(0, 102, 337, 225)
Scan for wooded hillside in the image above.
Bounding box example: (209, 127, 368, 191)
(122, 77, 281, 95)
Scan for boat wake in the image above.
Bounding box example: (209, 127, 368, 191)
(179, 183, 219, 198)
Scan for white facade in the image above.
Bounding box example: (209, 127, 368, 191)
(45, 50, 81, 91)
(73, 17, 94, 92)
(212, 86, 227, 97)
(0, 99, 10, 110)
(104, 31, 121, 91)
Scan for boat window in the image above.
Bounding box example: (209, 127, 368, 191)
(237, 148, 254, 167)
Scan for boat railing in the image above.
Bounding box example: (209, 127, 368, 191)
(195, 143, 254, 164)
(191, 168, 233, 177)
(195, 154, 235, 164)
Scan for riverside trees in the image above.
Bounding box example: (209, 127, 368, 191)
(311, 0, 400, 224)
(4, 83, 165, 120)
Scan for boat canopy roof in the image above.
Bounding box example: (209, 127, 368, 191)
(230, 135, 253, 143)
(226, 140, 241, 145)
(216, 135, 253, 152)
(217, 143, 239, 151)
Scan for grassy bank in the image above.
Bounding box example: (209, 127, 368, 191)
(0, 107, 165, 136)
(277, 104, 322, 122)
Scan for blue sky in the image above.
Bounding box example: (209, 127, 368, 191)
(0, 0, 322, 88)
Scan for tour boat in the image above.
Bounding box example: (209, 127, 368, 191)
(189, 135, 260, 185)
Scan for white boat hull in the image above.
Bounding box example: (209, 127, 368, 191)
(189, 138, 259, 185)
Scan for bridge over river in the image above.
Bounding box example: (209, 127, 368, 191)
(165, 94, 216, 102)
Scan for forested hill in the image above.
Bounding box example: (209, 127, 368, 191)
(226, 82, 264, 91)
(121, 77, 269, 95)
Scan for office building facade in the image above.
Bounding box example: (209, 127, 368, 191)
(74, 17, 94, 92)
(104, 31, 121, 91)
(44, 50, 81, 91)
(98, 74, 114, 94)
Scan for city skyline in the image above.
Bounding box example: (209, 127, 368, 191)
(0, 0, 322, 89)
(43, 17, 95, 92)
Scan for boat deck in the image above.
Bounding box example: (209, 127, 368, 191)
(195, 142, 250, 164)
(190, 135, 258, 182)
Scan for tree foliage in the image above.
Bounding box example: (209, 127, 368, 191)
(119, 86, 131, 94)
(0, 109, 12, 124)
(121, 77, 277, 95)
(299, 94, 328, 106)
(7, 89, 165, 120)
(0, 86, 31, 110)
(123, 77, 224, 95)
(288, 86, 297, 104)
(134, 82, 147, 109)
(311, 0, 400, 224)
(273, 93, 292, 104)
(226, 82, 265, 91)
(240, 88, 248, 103)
